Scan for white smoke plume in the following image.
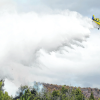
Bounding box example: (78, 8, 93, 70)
(0, 2, 94, 97)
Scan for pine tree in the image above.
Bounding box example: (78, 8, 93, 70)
(75, 88, 83, 100)
(3, 91, 10, 100)
(61, 86, 68, 94)
(89, 92, 94, 100)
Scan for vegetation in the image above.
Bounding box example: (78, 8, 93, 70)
(0, 80, 13, 100)
(89, 92, 95, 100)
(0, 80, 100, 100)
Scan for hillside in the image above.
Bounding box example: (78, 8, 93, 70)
(42, 83, 100, 99)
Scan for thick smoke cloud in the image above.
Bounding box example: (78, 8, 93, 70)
(0, 11, 92, 78)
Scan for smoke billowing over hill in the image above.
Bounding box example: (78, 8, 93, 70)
(0, 0, 99, 97)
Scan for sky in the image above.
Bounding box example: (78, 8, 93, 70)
(14, 0, 100, 17)
(0, 0, 100, 97)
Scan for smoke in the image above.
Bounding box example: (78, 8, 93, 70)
(0, 4, 94, 97)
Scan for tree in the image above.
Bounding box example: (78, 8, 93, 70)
(16, 85, 28, 97)
(61, 86, 68, 94)
(0, 90, 4, 100)
(31, 88, 37, 96)
(3, 91, 10, 100)
(75, 88, 84, 100)
(62, 94, 67, 100)
(52, 89, 60, 97)
(98, 98, 100, 100)
(89, 92, 94, 100)
(0, 79, 5, 92)
(0, 80, 5, 100)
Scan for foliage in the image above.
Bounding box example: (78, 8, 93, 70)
(75, 88, 85, 100)
(0, 80, 98, 100)
(89, 92, 94, 100)
(52, 89, 60, 97)
(0, 80, 13, 100)
(61, 86, 68, 94)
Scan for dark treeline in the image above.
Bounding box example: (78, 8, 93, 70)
(0, 80, 99, 100)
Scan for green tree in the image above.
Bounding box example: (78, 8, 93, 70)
(52, 89, 60, 97)
(31, 88, 37, 96)
(98, 98, 100, 100)
(0, 80, 13, 100)
(3, 91, 10, 100)
(75, 88, 84, 100)
(0, 81, 4, 100)
(62, 94, 67, 100)
(0, 90, 4, 100)
(61, 86, 68, 94)
(0, 80, 4, 92)
(89, 92, 94, 100)
(17, 85, 28, 97)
